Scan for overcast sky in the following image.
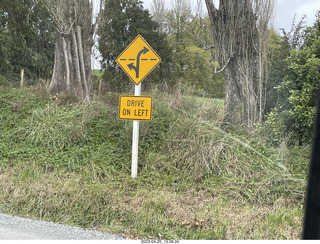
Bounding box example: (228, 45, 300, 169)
(142, 0, 320, 32)
(92, 0, 320, 69)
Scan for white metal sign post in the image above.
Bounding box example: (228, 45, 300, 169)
(131, 83, 141, 178)
(116, 35, 161, 178)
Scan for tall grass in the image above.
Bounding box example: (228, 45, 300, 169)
(0, 84, 310, 239)
(14, 102, 111, 149)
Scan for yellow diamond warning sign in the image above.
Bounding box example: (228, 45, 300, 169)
(116, 35, 161, 85)
(119, 96, 153, 121)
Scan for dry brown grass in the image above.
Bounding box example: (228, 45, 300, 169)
(0, 163, 304, 240)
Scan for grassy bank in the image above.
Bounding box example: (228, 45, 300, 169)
(0, 85, 310, 239)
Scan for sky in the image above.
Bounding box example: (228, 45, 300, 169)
(142, 0, 320, 32)
(275, 0, 320, 31)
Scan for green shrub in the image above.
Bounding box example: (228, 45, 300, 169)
(265, 14, 320, 145)
(258, 106, 293, 146)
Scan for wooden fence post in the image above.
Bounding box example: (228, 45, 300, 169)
(20, 69, 24, 87)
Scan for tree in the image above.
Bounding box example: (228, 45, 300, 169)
(278, 12, 320, 144)
(151, 0, 166, 33)
(179, 45, 224, 97)
(265, 15, 307, 114)
(264, 31, 290, 113)
(98, 0, 171, 91)
(164, 0, 194, 81)
(186, 0, 214, 52)
(0, 13, 14, 80)
(261, 11, 320, 145)
(255, 0, 275, 122)
(282, 14, 307, 50)
(38, 0, 95, 100)
(0, 0, 54, 82)
(205, 0, 275, 128)
(150, 0, 224, 97)
(183, 0, 225, 97)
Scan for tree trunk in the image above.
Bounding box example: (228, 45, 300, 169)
(45, 0, 93, 100)
(205, 0, 260, 128)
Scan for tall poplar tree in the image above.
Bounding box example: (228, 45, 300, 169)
(38, 0, 95, 100)
(205, 0, 275, 128)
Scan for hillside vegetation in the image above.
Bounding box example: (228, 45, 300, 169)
(0, 85, 310, 239)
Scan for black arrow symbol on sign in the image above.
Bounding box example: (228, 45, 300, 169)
(127, 46, 149, 78)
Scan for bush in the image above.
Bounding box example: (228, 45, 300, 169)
(258, 106, 293, 146)
(265, 13, 320, 145)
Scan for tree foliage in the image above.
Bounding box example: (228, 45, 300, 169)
(263, 12, 320, 145)
(282, 15, 320, 143)
(159, 0, 224, 97)
(98, 0, 171, 91)
(264, 31, 291, 113)
(0, 0, 54, 83)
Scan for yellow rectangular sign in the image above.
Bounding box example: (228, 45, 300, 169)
(119, 96, 153, 121)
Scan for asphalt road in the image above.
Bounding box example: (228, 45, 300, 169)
(0, 213, 125, 240)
